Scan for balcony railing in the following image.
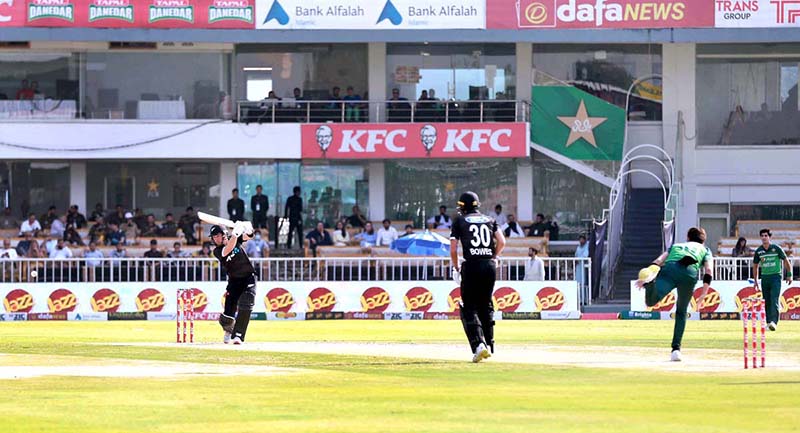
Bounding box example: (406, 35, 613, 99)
(236, 99, 531, 124)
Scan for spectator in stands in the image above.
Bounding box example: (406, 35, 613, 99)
(575, 234, 589, 288)
(427, 205, 452, 229)
(19, 213, 42, 237)
(376, 219, 399, 246)
(16, 79, 34, 100)
(133, 208, 147, 231)
(40, 206, 58, 229)
(245, 229, 270, 258)
(16, 232, 33, 257)
(732, 237, 753, 257)
(250, 186, 269, 231)
(64, 224, 84, 247)
(50, 215, 66, 239)
(354, 222, 377, 248)
(285, 186, 303, 249)
(159, 213, 178, 237)
(144, 239, 163, 258)
(89, 216, 108, 244)
(0, 207, 18, 230)
(28, 238, 45, 258)
(106, 204, 125, 227)
(415, 90, 435, 122)
(141, 214, 160, 237)
(387, 88, 411, 122)
(227, 188, 245, 222)
(502, 214, 525, 238)
(194, 242, 213, 259)
(66, 205, 87, 229)
(167, 242, 190, 259)
(489, 204, 507, 227)
(89, 203, 105, 222)
(527, 213, 548, 237)
(400, 224, 414, 238)
(428, 88, 438, 101)
(545, 215, 560, 241)
(107, 223, 126, 246)
(31, 80, 41, 98)
(1, 238, 17, 259)
(343, 86, 362, 122)
(524, 247, 545, 281)
(332, 221, 350, 246)
(84, 241, 104, 267)
(43, 233, 58, 256)
(122, 212, 139, 245)
(110, 243, 127, 260)
(49, 239, 72, 259)
(178, 207, 199, 245)
(347, 205, 367, 228)
(306, 222, 333, 257)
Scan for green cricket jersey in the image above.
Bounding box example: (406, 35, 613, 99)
(665, 241, 712, 272)
(753, 243, 787, 276)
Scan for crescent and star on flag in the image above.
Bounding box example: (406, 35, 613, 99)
(557, 100, 608, 148)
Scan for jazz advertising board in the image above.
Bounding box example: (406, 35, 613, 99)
(0, 281, 579, 317)
(630, 280, 800, 315)
(487, 0, 714, 29)
(301, 123, 529, 159)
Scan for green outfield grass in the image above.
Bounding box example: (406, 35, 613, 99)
(1, 321, 799, 433)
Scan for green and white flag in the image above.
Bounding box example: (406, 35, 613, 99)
(531, 86, 625, 161)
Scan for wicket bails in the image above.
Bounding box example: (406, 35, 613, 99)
(741, 297, 765, 369)
(176, 289, 195, 343)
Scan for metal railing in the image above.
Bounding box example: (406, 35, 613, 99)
(0, 256, 592, 306)
(713, 257, 800, 281)
(236, 99, 530, 124)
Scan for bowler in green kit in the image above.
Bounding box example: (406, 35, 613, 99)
(752, 228, 793, 331)
(636, 227, 714, 362)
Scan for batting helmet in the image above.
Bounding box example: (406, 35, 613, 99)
(456, 191, 480, 214)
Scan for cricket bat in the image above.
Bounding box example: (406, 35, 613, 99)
(198, 212, 235, 228)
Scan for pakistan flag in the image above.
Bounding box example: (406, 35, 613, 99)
(531, 86, 625, 161)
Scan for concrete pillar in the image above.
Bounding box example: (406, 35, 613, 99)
(219, 162, 238, 217)
(662, 43, 697, 235)
(368, 42, 387, 122)
(515, 42, 533, 102)
(516, 162, 533, 222)
(70, 162, 87, 213)
(368, 161, 385, 222)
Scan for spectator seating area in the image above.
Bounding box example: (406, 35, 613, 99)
(716, 220, 800, 257)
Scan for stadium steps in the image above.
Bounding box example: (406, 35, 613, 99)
(611, 188, 666, 302)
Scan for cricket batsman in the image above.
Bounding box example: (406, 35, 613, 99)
(210, 221, 256, 344)
(635, 227, 713, 362)
(450, 191, 506, 363)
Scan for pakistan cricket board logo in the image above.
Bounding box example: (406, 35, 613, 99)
(89, 0, 134, 22)
(28, 0, 74, 22)
(4, 289, 34, 313)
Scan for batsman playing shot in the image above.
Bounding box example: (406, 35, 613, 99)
(752, 228, 793, 331)
(635, 227, 713, 362)
(209, 220, 256, 345)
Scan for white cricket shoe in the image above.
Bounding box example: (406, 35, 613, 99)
(231, 336, 243, 345)
(670, 350, 682, 362)
(223, 331, 232, 344)
(768, 322, 777, 331)
(472, 343, 491, 363)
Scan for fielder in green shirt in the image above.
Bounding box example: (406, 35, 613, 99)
(635, 227, 713, 362)
(752, 228, 793, 331)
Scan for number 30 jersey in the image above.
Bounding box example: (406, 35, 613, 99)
(450, 213, 498, 261)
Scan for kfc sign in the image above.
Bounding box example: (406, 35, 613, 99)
(301, 123, 528, 159)
(0, 0, 25, 24)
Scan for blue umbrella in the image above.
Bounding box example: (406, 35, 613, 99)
(390, 230, 451, 257)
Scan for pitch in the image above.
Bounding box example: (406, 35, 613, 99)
(1, 320, 799, 433)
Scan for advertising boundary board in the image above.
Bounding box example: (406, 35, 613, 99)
(0, 281, 580, 319)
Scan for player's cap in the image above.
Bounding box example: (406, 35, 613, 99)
(457, 191, 480, 214)
(209, 225, 225, 237)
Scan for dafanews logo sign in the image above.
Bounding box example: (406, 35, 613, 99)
(149, 0, 193, 22)
(88, 0, 133, 22)
(28, 0, 73, 22)
(209, 0, 252, 23)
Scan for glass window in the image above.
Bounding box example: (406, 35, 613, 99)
(386, 43, 516, 101)
(533, 44, 662, 121)
(3, 162, 71, 219)
(532, 152, 609, 238)
(385, 160, 517, 229)
(697, 44, 800, 146)
(0, 52, 79, 119)
(86, 162, 220, 218)
(85, 51, 231, 120)
(235, 44, 368, 101)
